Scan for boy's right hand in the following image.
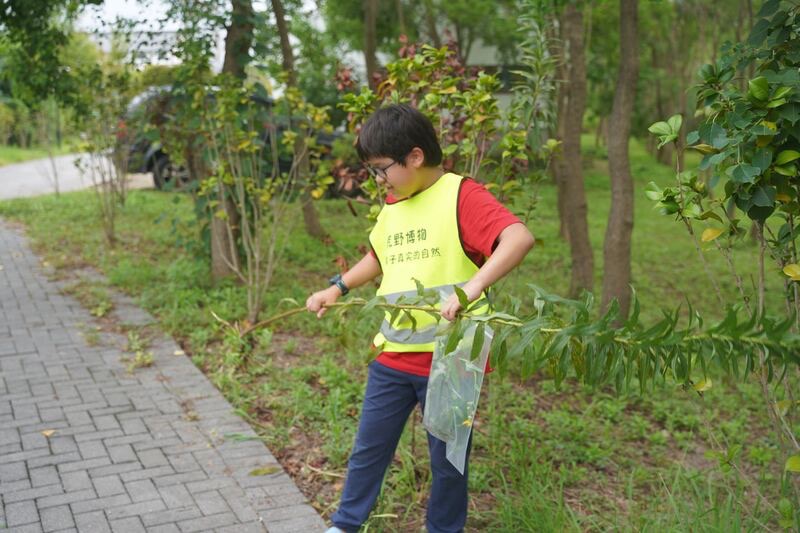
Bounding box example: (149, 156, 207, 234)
(306, 286, 341, 318)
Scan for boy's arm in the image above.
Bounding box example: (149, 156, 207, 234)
(440, 222, 535, 321)
(306, 251, 382, 318)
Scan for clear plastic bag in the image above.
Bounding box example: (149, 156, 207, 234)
(423, 321, 493, 475)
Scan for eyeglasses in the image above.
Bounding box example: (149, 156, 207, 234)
(365, 160, 399, 180)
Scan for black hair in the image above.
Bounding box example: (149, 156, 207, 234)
(355, 104, 443, 167)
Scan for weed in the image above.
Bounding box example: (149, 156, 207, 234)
(126, 330, 147, 353)
(62, 279, 114, 318)
(79, 324, 101, 346)
(0, 137, 789, 531)
(123, 351, 154, 373)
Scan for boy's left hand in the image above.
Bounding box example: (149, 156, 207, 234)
(440, 283, 482, 321)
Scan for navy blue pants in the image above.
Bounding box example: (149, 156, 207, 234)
(331, 360, 472, 533)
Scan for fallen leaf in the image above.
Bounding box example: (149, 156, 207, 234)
(249, 465, 281, 476)
(41, 429, 56, 438)
(173, 350, 185, 356)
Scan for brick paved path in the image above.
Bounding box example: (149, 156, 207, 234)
(0, 219, 325, 533)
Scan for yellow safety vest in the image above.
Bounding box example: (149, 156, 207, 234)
(369, 172, 488, 352)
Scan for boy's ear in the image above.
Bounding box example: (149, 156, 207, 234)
(407, 147, 425, 168)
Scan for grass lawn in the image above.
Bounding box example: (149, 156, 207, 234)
(0, 143, 75, 167)
(0, 135, 795, 531)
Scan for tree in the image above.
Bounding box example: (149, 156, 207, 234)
(209, 0, 255, 280)
(553, 2, 594, 296)
(601, 0, 638, 318)
(222, 0, 255, 78)
(647, 0, 800, 502)
(363, 0, 379, 88)
(270, 0, 328, 240)
(0, 0, 102, 110)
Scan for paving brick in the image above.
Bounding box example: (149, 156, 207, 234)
(101, 434, 151, 448)
(0, 220, 323, 533)
(40, 505, 74, 532)
(91, 474, 125, 496)
(176, 512, 240, 532)
(118, 465, 174, 483)
(264, 514, 326, 533)
(0, 460, 28, 482)
(29, 451, 85, 470)
(74, 510, 112, 533)
(118, 418, 146, 436)
(106, 444, 137, 464)
(139, 506, 201, 527)
(136, 448, 168, 468)
(2, 523, 44, 533)
(165, 452, 201, 473)
(29, 465, 60, 488)
(258, 504, 321, 524)
(192, 489, 232, 516)
(219, 487, 261, 522)
(64, 410, 92, 427)
(0, 441, 22, 455)
(37, 488, 96, 510)
(20, 431, 49, 451)
(38, 407, 64, 423)
(92, 415, 121, 432)
(105, 498, 166, 520)
(60, 470, 93, 492)
(5, 500, 39, 526)
(133, 436, 182, 452)
(123, 479, 160, 503)
(3, 483, 64, 504)
(0, 478, 32, 493)
(244, 490, 307, 511)
(77, 440, 108, 460)
(108, 516, 146, 533)
(48, 436, 78, 455)
(58, 456, 111, 474)
(216, 522, 267, 533)
(70, 493, 132, 515)
(145, 524, 180, 533)
(1, 447, 50, 464)
(74, 429, 123, 443)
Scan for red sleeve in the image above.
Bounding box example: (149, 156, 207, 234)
(458, 178, 522, 266)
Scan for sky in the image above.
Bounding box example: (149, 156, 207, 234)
(75, 0, 331, 72)
(77, 0, 175, 32)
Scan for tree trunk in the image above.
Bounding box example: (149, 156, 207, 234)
(423, 0, 441, 48)
(560, 3, 594, 297)
(602, 0, 638, 319)
(212, 0, 254, 280)
(363, 0, 378, 88)
(550, 13, 570, 242)
(396, 0, 407, 37)
(736, 0, 747, 92)
(271, 0, 296, 86)
(222, 0, 254, 78)
(272, 0, 328, 241)
(594, 115, 605, 150)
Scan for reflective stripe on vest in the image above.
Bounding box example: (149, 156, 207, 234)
(368, 173, 487, 352)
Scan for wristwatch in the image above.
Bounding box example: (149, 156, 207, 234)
(328, 273, 349, 296)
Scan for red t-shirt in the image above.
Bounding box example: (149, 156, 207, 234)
(372, 177, 522, 376)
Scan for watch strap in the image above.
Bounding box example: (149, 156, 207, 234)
(329, 274, 349, 295)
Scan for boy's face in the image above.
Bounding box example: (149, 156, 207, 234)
(365, 148, 425, 199)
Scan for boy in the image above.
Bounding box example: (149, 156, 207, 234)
(306, 104, 535, 533)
